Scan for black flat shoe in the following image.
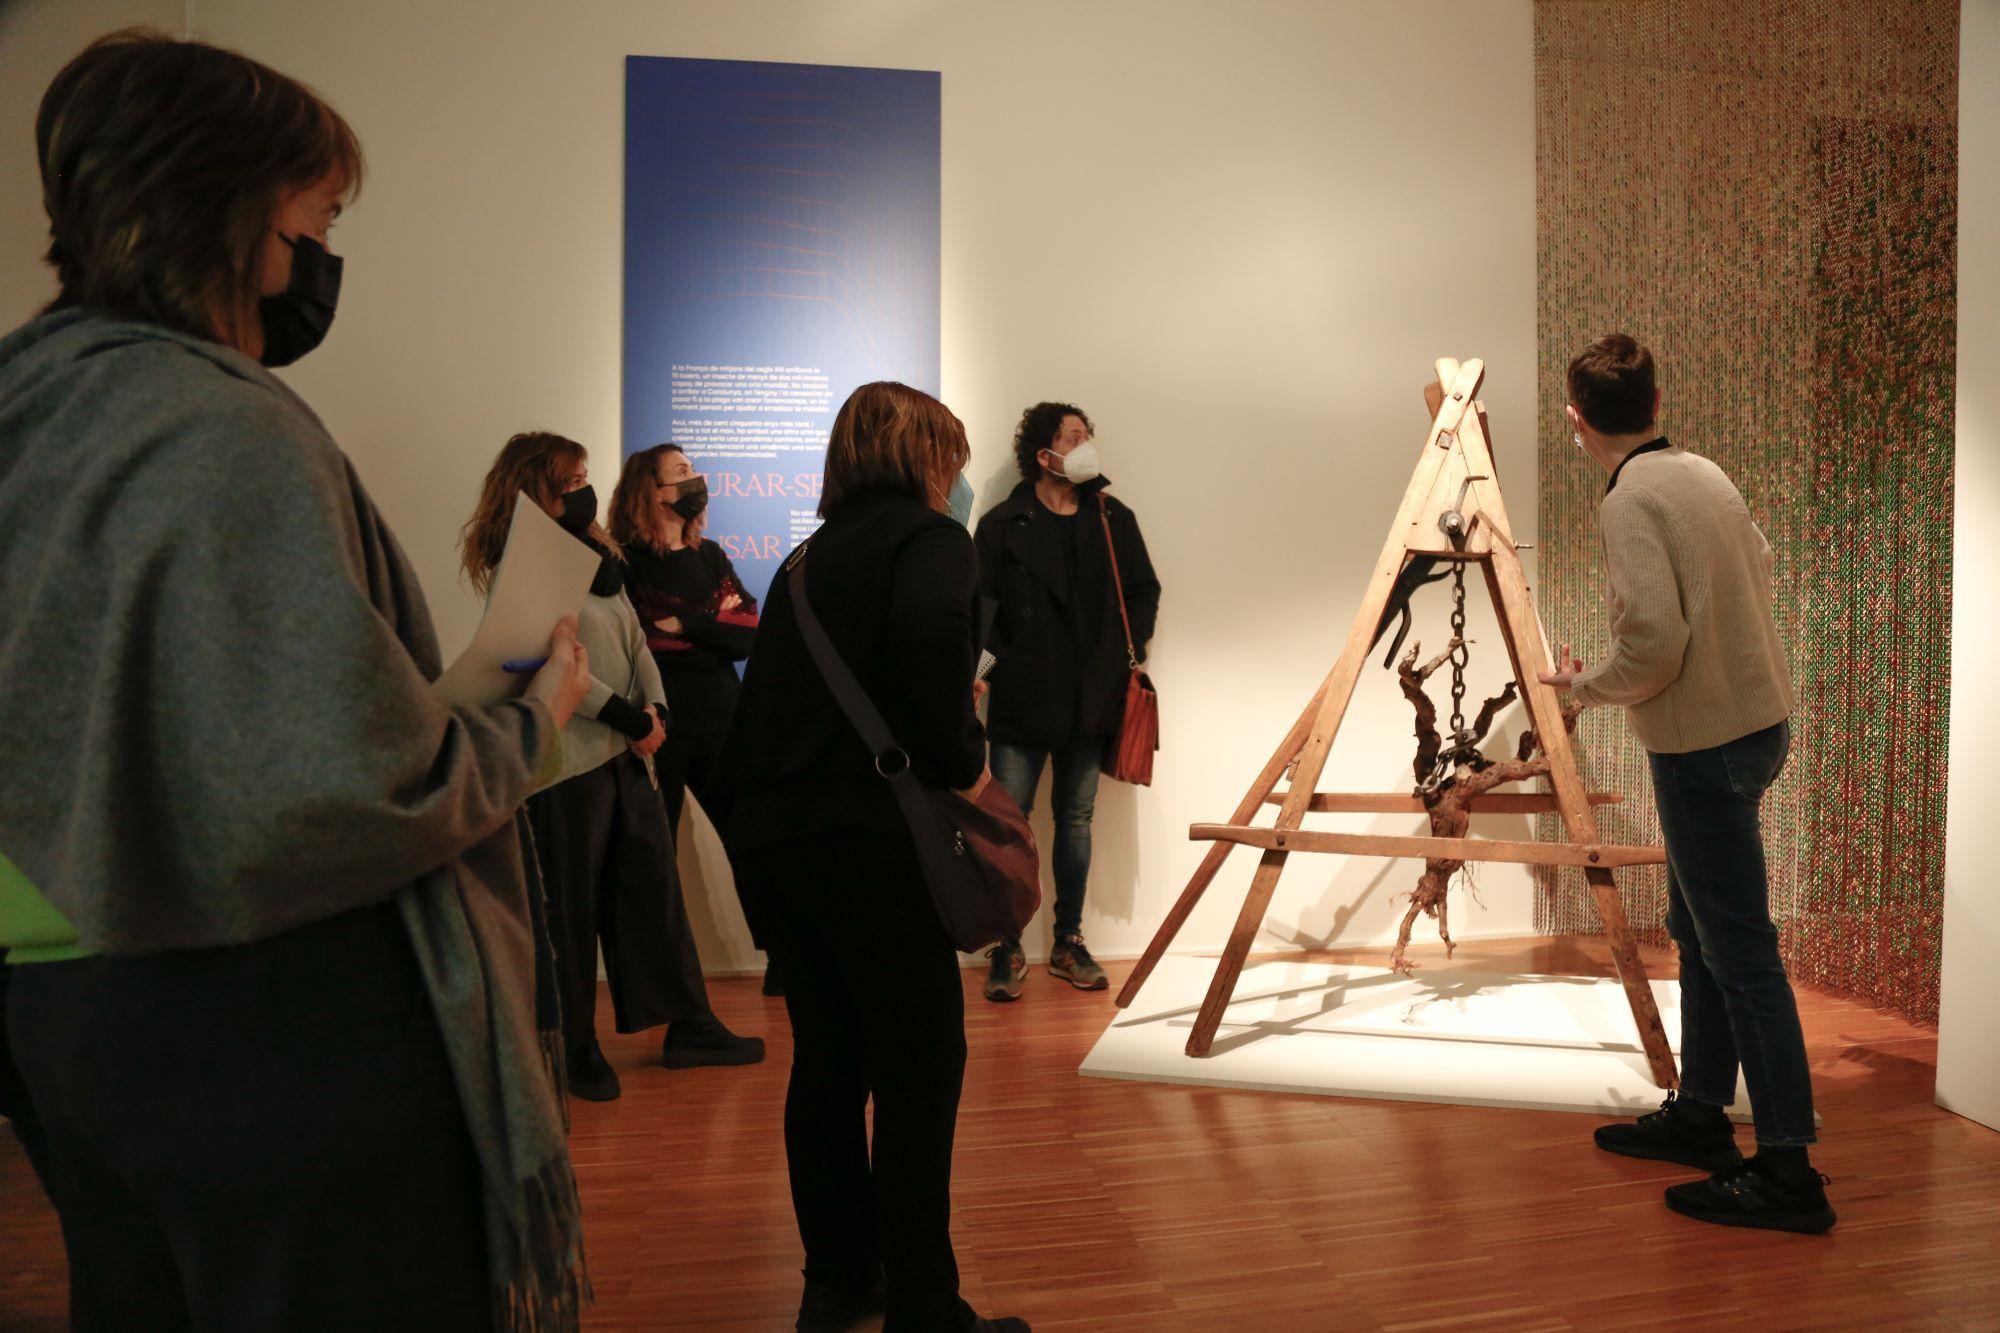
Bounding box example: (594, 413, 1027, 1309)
(796, 1273, 885, 1331)
(662, 1015, 766, 1069)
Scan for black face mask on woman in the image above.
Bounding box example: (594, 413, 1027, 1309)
(668, 475, 709, 520)
(558, 485, 598, 536)
(258, 233, 343, 368)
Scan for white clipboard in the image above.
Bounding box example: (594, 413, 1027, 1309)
(433, 492, 601, 707)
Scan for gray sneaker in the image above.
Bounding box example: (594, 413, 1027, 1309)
(1048, 935, 1108, 991)
(983, 941, 1026, 1002)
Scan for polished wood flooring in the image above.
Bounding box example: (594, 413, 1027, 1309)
(3, 938, 1997, 1331)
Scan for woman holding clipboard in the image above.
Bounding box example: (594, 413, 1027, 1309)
(463, 432, 763, 1103)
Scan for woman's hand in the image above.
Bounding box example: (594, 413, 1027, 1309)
(654, 616, 684, 634)
(629, 708, 666, 758)
(719, 593, 742, 613)
(954, 765, 992, 802)
(1536, 641, 1584, 691)
(529, 616, 592, 727)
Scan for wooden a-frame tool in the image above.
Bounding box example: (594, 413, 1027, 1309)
(1116, 357, 1678, 1087)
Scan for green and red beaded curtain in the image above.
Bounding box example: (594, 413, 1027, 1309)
(1532, 0, 1957, 1022)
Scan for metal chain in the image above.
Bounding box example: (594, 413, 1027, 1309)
(1448, 562, 1469, 739)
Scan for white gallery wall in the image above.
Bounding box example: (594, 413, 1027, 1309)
(2, 0, 1549, 973)
(1937, 0, 2000, 1132)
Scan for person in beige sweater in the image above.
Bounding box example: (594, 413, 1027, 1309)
(463, 432, 764, 1101)
(1540, 335, 1832, 1234)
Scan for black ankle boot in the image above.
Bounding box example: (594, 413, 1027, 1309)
(565, 1042, 621, 1102)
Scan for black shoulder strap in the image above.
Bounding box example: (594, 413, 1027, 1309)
(785, 544, 906, 771)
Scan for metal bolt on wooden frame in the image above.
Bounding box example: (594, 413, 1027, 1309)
(1115, 357, 1678, 1087)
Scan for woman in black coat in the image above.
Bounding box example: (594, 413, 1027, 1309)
(713, 382, 1028, 1333)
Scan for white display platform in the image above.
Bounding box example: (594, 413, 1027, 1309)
(1082, 954, 1755, 1119)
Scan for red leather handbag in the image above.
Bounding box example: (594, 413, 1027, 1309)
(1098, 497, 1158, 786)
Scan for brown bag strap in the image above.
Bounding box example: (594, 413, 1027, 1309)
(1097, 494, 1138, 671)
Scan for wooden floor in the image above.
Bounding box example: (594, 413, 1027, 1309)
(3, 937, 1997, 1331)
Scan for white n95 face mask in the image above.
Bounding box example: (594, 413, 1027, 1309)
(1053, 440, 1101, 484)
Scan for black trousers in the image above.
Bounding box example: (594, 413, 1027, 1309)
(0, 961, 54, 1195)
(656, 727, 771, 954)
(6, 903, 490, 1333)
(654, 725, 722, 839)
(528, 751, 712, 1055)
(735, 830, 972, 1332)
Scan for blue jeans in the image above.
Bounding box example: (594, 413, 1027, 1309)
(989, 735, 1104, 944)
(1648, 719, 1815, 1147)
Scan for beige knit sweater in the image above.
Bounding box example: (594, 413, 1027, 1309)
(1569, 444, 1795, 753)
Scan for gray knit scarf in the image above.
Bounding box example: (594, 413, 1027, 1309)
(0, 310, 586, 1330)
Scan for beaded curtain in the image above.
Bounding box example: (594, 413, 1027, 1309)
(1531, 0, 1956, 1022)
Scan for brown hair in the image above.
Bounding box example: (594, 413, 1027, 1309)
(610, 444, 706, 552)
(1566, 334, 1658, 436)
(461, 432, 618, 596)
(819, 382, 970, 518)
(37, 29, 363, 347)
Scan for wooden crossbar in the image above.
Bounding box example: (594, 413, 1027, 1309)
(1189, 824, 1668, 870)
(1262, 791, 1623, 815)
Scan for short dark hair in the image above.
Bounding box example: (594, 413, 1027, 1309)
(1566, 334, 1657, 436)
(37, 29, 363, 347)
(820, 382, 969, 517)
(1011, 401, 1092, 481)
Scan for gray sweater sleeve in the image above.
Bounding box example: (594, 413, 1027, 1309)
(1571, 489, 1690, 710)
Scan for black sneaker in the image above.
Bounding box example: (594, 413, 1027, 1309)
(663, 1015, 766, 1069)
(1664, 1158, 1837, 1233)
(1048, 934, 1108, 991)
(984, 941, 1026, 1002)
(1594, 1091, 1742, 1172)
(795, 1273, 885, 1331)
(565, 1042, 621, 1102)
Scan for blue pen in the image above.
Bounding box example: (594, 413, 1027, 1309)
(502, 657, 548, 674)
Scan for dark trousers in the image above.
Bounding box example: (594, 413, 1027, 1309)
(658, 727, 773, 954)
(529, 751, 712, 1055)
(736, 831, 973, 1333)
(1649, 719, 1817, 1146)
(655, 726, 722, 838)
(6, 904, 490, 1332)
(990, 733, 1106, 941)
(0, 961, 54, 1196)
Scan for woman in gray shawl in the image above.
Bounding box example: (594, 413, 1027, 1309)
(0, 31, 592, 1332)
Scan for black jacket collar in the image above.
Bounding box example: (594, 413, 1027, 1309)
(983, 477, 1115, 610)
(985, 475, 1113, 523)
(1606, 436, 1671, 495)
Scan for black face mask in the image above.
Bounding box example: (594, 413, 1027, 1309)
(558, 485, 598, 536)
(258, 233, 343, 367)
(668, 475, 709, 520)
